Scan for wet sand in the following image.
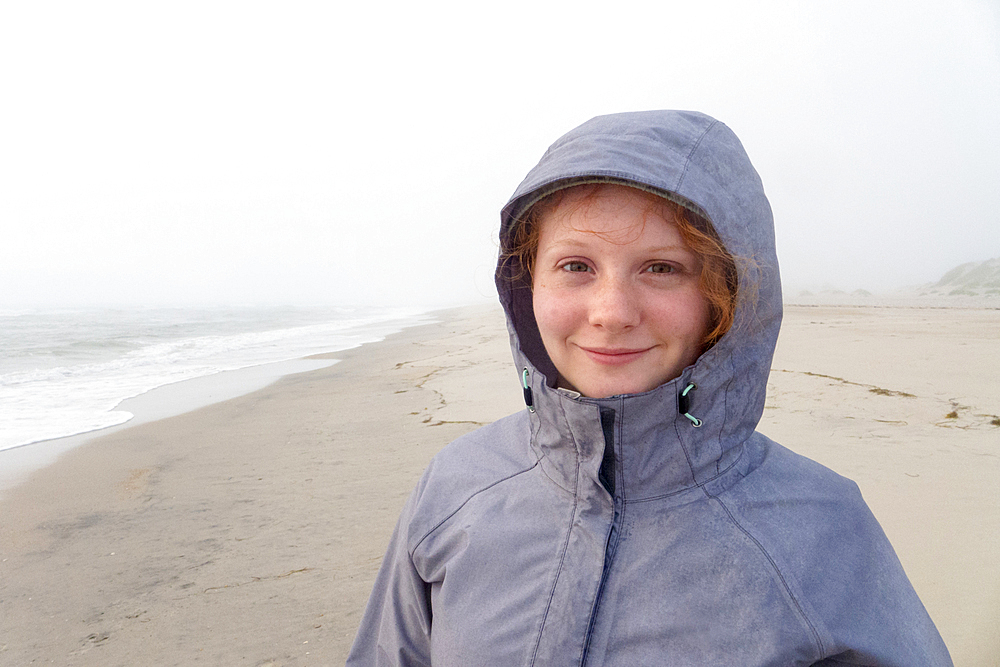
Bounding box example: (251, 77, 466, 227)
(1, 303, 997, 664)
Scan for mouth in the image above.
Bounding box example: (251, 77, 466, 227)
(578, 346, 653, 365)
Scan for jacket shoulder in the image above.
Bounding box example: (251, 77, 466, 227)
(404, 410, 537, 549)
(721, 434, 951, 665)
(732, 436, 899, 561)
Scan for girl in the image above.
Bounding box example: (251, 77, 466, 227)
(347, 110, 951, 666)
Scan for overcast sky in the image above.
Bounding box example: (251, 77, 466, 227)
(2, 0, 998, 308)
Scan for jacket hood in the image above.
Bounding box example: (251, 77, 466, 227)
(495, 110, 782, 497)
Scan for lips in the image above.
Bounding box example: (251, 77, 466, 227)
(578, 346, 653, 365)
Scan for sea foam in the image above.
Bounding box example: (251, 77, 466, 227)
(0, 306, 434, 451)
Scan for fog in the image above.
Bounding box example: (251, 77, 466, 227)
(2, 0, 998, 308)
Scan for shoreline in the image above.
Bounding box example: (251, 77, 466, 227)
(0, 304, 439, 462)
(0, 303, 996, 664)
(0, 305, 449, 497)
(0, 358, 337, 497)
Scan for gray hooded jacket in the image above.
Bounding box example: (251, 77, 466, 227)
(346, 110, 952, 666)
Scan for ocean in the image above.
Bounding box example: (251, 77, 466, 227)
(0, 305, 435, 453)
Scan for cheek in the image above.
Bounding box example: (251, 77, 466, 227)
(648, 289, 712, 341)
(532, 282, 577, 344)
(679, 291, 713, 342)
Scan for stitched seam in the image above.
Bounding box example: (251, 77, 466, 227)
(674, 120, 719, 192)
(529, 430, 581, 665)
(628, 444, 746, 504)
(709, 494, 826, 659)
(579, 494, 624, 667)
(529, 497, 578, 666)
(673, 409, 702, 492)
(718, 350, 737, 476)
(409, 461, 540, 555)
(531, 403, 574, 495)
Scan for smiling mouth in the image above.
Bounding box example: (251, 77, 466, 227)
(578, 346, 652, 365)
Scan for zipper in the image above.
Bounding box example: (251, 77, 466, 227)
(580, 406, 623, 665)
(580, 495, 623, 665)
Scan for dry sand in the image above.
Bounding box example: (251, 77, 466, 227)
(0, 303, 997, 665)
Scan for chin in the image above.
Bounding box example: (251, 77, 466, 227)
(578, 380, 659, 399)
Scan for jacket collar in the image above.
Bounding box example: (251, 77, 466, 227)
(515, 332, 755, 502)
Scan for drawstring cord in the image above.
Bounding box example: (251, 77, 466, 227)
(522, 368, 535, 413)
(679, 383, 703, 427)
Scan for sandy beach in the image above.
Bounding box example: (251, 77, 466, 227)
(1, 303, 997, 665)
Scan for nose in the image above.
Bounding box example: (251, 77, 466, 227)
(588, 276, 639, 332)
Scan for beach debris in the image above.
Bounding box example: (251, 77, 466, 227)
(203, 567, 313, 594)
(869, 387, 916, 397)
(772, 369, 915, 398)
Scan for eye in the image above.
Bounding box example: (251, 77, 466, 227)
(646, 263, 676, 274)
(560, 261, 591, 273)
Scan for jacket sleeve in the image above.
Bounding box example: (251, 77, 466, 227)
(345, 491, 433, 667)
(805, 489, 954, 667)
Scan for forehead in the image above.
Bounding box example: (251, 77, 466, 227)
(536, 183, 682, 243)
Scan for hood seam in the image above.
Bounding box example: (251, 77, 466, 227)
(628, 444, 747, 504)
(674, 119, 719, 193)
(719, 348, 737, 475)
(673, 392, 703, 490)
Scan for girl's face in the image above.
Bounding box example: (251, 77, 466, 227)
(532, 185, 711, 398)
